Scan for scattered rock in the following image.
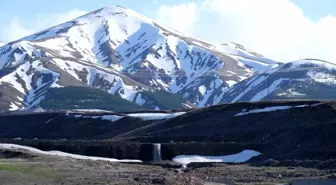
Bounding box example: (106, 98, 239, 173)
(264, 159, 280, 166)
(133, 177, 140, 181)
(0, 149, 37, 159)
(152, 177, 166, 184)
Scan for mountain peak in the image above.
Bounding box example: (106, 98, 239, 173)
(97, 5, 128, 11)
(299, 58, 334, 65)
(222, 42, 265, 58)
(0, 5, 279, 112)
(17, 5, 154, 43)
(87, 5, 128, 16)
(286, 58, 336, 72)
(82, 5, 149, 22)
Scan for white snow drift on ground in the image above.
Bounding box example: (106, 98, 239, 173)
(172, 150, 261, 165)
(235, 105, 308, 116)
(69, 109, 115, 113)
(71, 114, 124, 122)
(127, 112, 186, 120)
(68, 112, 186, 121)
(0, 144, 142, 163)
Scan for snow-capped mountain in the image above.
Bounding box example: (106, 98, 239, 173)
(219, 59, 336, 103)
(218, 42, 279, 73)
(0, 6, 277, 111)
(0, 41, 5, 47)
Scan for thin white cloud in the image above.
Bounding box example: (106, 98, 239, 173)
(1, 1, 335, 63)
(156, 3, 197, 34)
(1, 9, 86, 42)
(4, 18, 34, 42)
(154, 0, 336, 63)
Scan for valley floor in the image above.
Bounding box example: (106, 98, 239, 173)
(0, 149, 334, 185)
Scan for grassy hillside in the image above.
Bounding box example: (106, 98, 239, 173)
(40, 86, 145, 112)
(141, 90, 190, 110)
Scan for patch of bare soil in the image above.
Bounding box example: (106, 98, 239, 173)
(186, 163, 333, 184)
(0, 150, 203, 185)
(0, 149, 334, 185)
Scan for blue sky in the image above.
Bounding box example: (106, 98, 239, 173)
(0, 0, 190, 22)
(0, 0, 335, 23)
(291, 0, 336, 21)
(1, 0, 336, 62)
(0, 0, 191, 42)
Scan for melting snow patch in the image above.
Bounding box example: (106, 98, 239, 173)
(100, 115, 124, 122)
(70, 112, 184, 121)
(135, 94, 146, 106)
(307, 71, 336, 85)
(71, 114, 124, 122)
(172, 150, 261, 165)
(9, 102, 20, 111)
(127, 112, 185, 120)
(226, 80, 237, 87)
(235, 105, 308, 116)
(198, 85, 206, 96)
(0, 144, 142, 163)
(290, 59, 336, 71)
(250, 78, 289, 101)
(68, 109, 115, 113)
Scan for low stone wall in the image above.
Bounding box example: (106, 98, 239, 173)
(0, 140, 263, 162)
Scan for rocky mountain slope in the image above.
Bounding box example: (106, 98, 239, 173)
(218, 59, 336, 103)
(0, 6, 277, 112)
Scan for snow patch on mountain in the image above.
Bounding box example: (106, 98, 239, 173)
(67, 111, 185, 121)
(51, 58, 141, 102)
(220, 59, 336, 103)
(289, 59, 336, 71)
(0, 41, 5, 47)
(9, 103, 20, 111)
(0, 60, 60, 110)
(198, 85, 206, 96)
(226, 80, 237, 87)
(0, 41, 42, 69)
(127, 112, 185, 120)
(250, 78, 289, 101)
(71, 114, 124, 122)
(217, 42, 278, 72)
(307, 71, 336, 85)
(235, 105, 308, 116)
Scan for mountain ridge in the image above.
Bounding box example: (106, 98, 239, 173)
(220, 59, 336, 103)
(0, 6, 278, 112)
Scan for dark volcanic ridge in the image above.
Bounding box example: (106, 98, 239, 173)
(1, 100, 336, 162)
